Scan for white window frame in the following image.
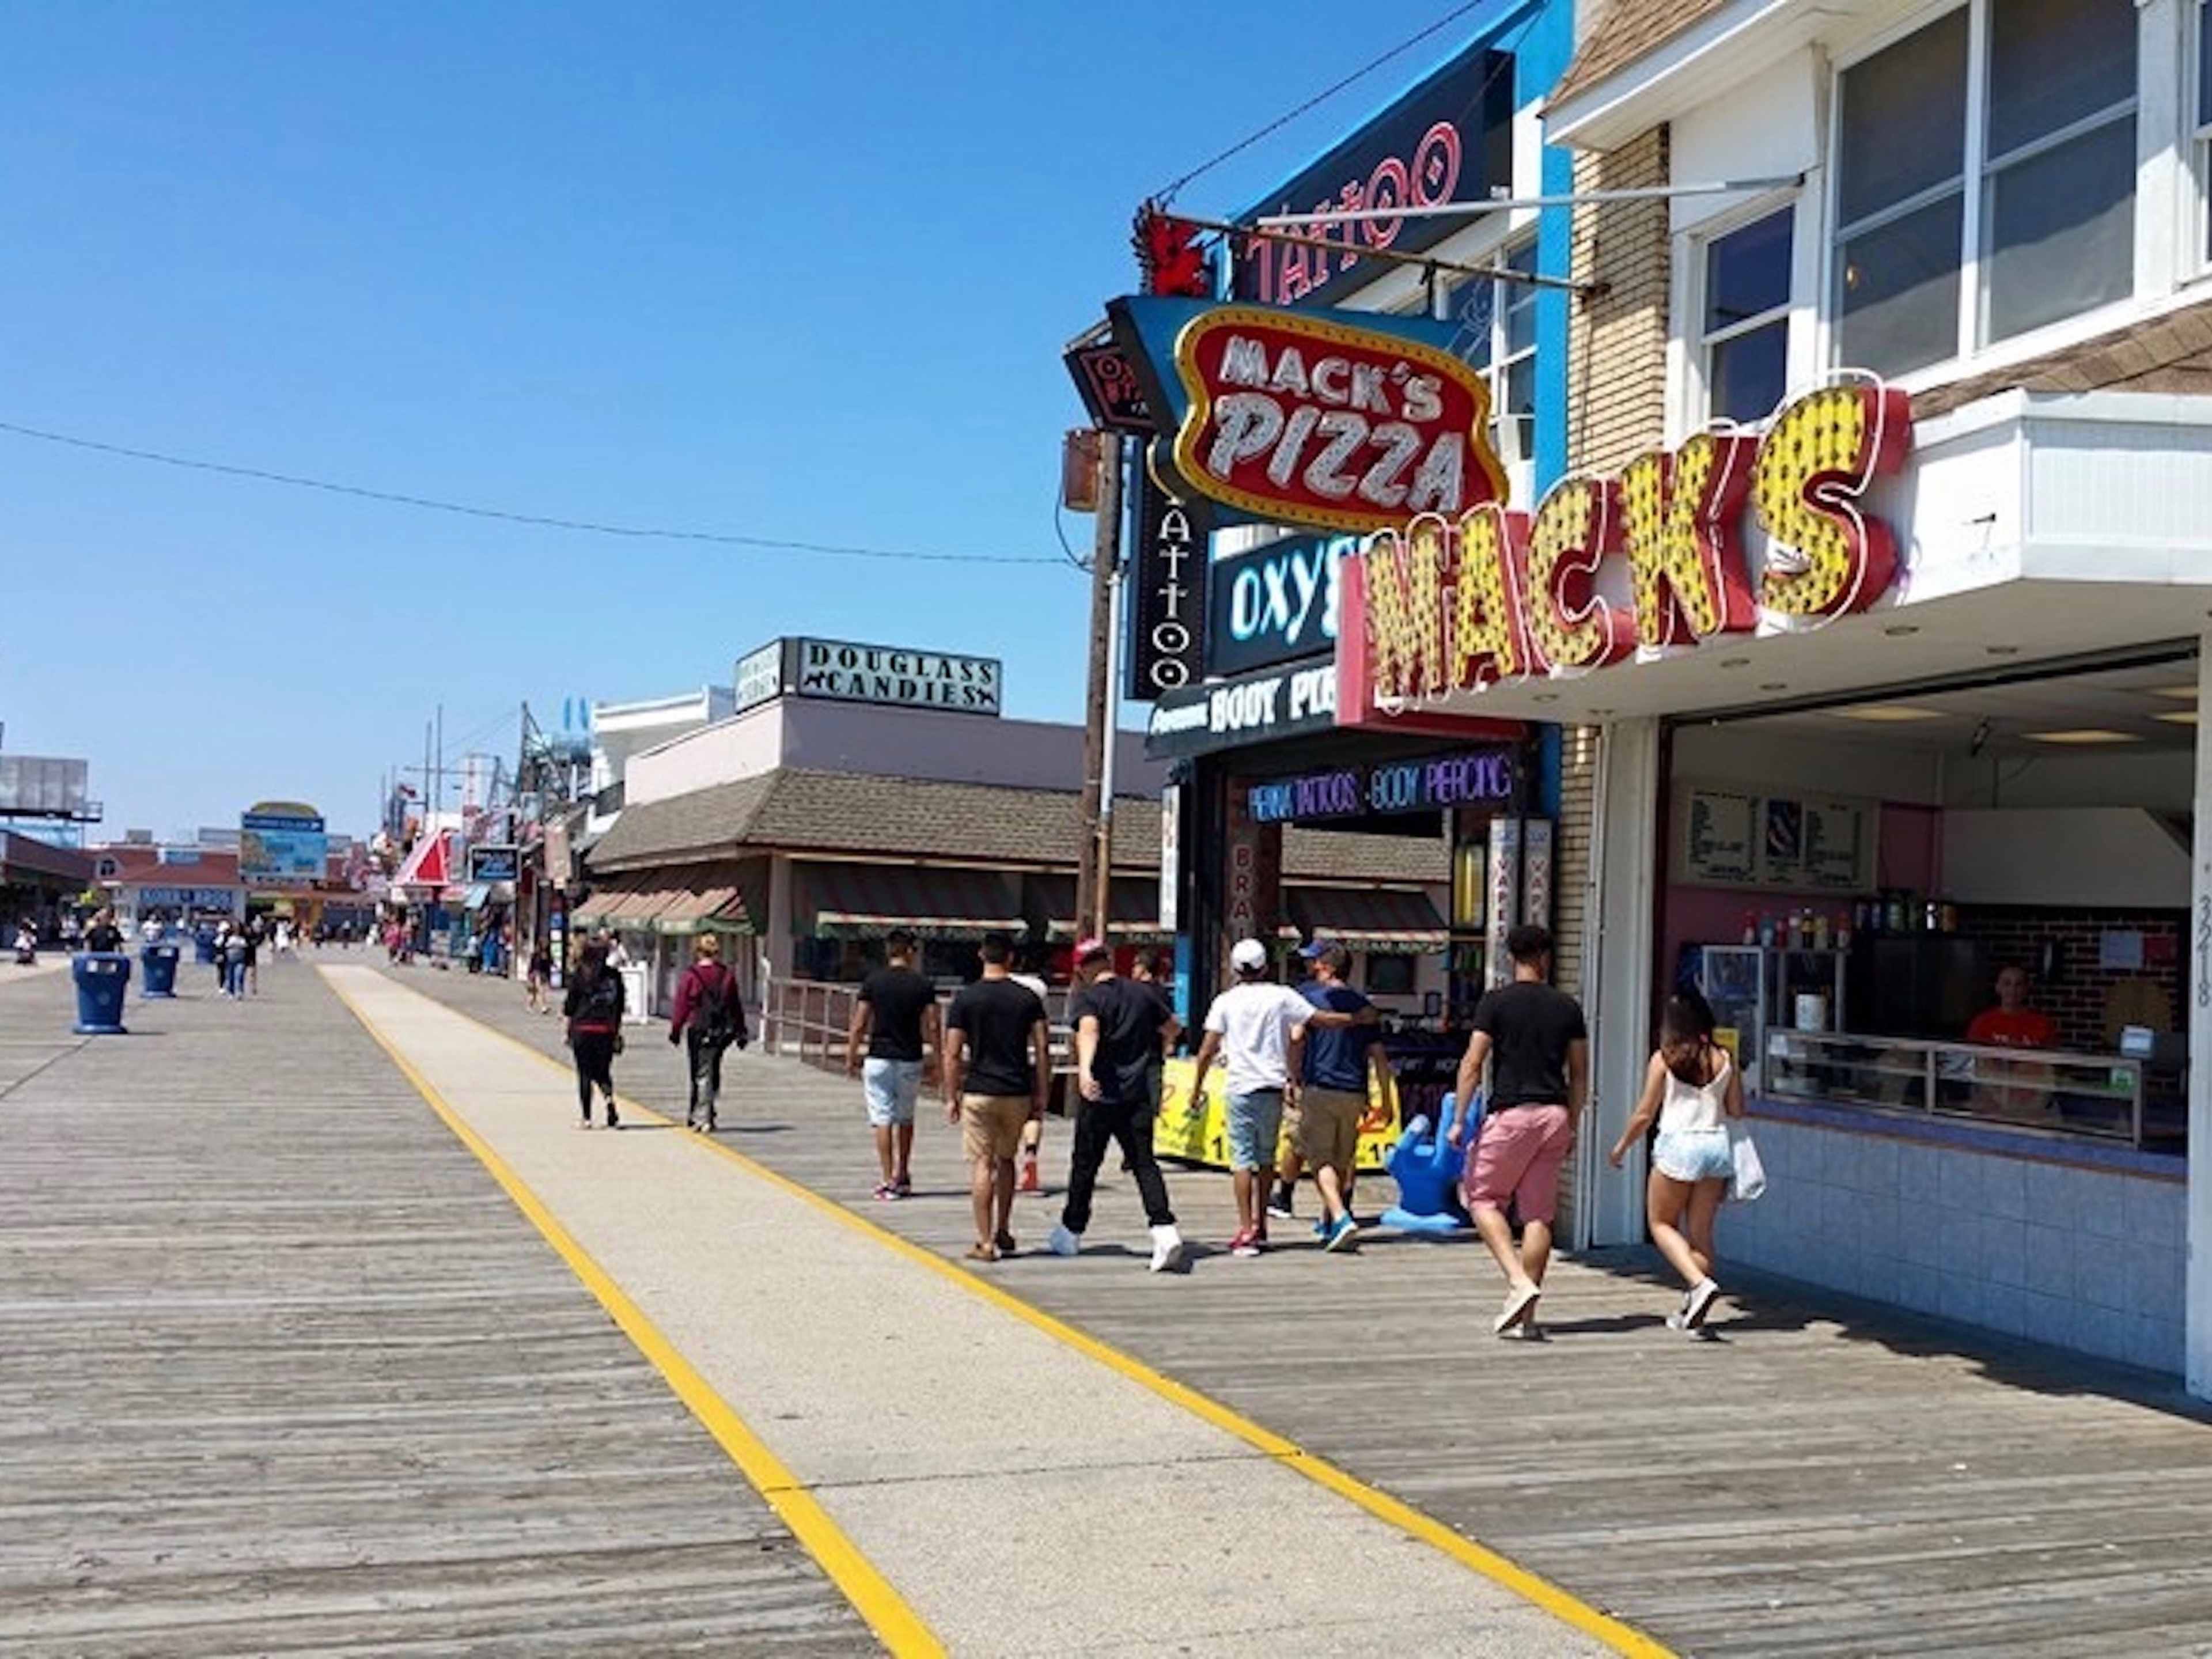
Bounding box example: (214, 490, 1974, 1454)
(2194, 0, 2212, 266)
(1690, 192, 1799, 426)
(1821, 0, 2143, 387)
(1440, 233, 1539, 496)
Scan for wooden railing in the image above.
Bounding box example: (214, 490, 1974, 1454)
(762, 977, 1078, 1104)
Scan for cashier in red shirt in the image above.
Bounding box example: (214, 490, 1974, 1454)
(1966, 966, 2055, 1050)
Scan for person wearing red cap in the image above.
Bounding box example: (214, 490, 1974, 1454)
(1048, 938, 1184, 1271)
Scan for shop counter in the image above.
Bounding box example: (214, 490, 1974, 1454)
(1763, 1028, 2161, 1147)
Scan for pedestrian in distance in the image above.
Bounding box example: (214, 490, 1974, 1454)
(1450, 924, 1588, 1337)
(668, 933, 747, 1132)
(1610, 989, 1741, 1333)
(525, 938, 553, 1014)
(1009, 946, 1054, 1193)
(221, 923, 250, 999)
(242, 917, 262, 995)
(13, 916, 36, 965)
(563, 940, 625, 1129)
(844, 929, 938, 1200)
(1048, 938, 1184, 1271)
(1188, 938, 1313, 1257)
(942, 931, 1050, 1261)
(84, 909, 124, 954)
(1293, 943, 1391, 1253)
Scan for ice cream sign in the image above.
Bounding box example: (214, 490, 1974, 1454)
(1343, 376, 1912, 707)
(1107, 294, 1509, 536)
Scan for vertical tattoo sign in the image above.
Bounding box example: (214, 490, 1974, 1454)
(1126, 468, 1208, 699)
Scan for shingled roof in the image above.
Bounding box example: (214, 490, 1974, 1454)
(1912, 293, 2212, 418)
(1551, 0, 1729, 107)
(587, 769, 1449, 888)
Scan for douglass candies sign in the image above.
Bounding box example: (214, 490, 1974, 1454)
(1109, 295, 1510, 536)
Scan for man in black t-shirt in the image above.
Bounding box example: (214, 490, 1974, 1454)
(1451, 924, 1588, 1336)
(845, 930, 940, 1200)
(943, 932, 1050, 1261)
(1048, 939, 1183, 1272)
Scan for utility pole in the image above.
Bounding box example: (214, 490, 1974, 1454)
(434, 703, 444, 825)
(1074, 431, 1124, 950)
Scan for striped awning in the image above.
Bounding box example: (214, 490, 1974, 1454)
(1033, 874, 1169, 942)
(805, 862, 1022, 941)
(1285, 886, 1450, 952)
(653, 863, 761, 935)
(573, 874, 648, 929)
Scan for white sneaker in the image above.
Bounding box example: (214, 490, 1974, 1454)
(1147, 1224, 1184, 1273)
(1684, 1278, 1721, 1329)
(1046, 1224, 1081, 1257)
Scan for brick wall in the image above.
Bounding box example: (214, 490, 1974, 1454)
(1551, 724, 1601, 1246)
(1567, 126, 1672, 474)
(1953, 905, 2187, 1052)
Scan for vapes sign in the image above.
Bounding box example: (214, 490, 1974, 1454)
(1170, 307, 1508, 535)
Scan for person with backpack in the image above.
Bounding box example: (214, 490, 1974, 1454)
(1609, 988, 1742, 1333)
(563, 940, 626, 1129)
(669, 933, 747, 1132)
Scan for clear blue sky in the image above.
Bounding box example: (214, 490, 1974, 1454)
(0, 1, 1513, 838)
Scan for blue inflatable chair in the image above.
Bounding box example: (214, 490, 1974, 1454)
(1380, 1089, 1481, 1235)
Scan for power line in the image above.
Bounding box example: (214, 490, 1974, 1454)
(0, 418, 1066, 569)
(1154, 0, 1493, 203)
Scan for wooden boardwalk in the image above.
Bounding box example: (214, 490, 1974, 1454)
(0, 955, 873, 1656)
(407, 961, 2212, 1658)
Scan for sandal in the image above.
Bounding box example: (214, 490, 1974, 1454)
(966, 1242, 999, 1262)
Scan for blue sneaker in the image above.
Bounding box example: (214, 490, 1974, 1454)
(1323, 1214, 1360, 1253)
(1312, 1216, 1329, 1239)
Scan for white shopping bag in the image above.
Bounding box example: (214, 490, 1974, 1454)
(1729, 1129, 1767, 1203)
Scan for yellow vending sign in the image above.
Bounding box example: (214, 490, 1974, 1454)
(1153, 1058, 1402, 1173)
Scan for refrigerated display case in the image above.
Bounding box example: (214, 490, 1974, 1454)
(1686, 945, 1849, 1096)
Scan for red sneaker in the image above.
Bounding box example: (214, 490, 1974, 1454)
(1228, 1226, 1262, 1257)
(1017, 1158, 1040, 1193)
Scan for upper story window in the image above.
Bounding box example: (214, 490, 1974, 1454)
(1455, 238, 1539, 465)
(1702, 207, 1794, 421)
(1833, 0, 2137, 378)
(2198, 1, 2212, 255)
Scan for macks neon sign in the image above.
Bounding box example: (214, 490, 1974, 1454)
(1353, 378, 1911, 703)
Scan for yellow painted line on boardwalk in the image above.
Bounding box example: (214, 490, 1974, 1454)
(324, 976, 942, 1659)
(435, 988, 1673, 1659)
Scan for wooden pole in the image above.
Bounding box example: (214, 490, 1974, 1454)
(1074, 432, 1123, 953)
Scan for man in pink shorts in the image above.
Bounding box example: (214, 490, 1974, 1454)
(1450, 925, 1588, 1336)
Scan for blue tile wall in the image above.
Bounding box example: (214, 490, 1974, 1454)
(1727, 1116, 2187, 1375)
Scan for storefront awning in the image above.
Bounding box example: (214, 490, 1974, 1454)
(573, 874, 646, 928)
(1034, 874, 1169, 942)
(653, 863, 761, 935)
(392, 830, 457, 891)
(1286, 886, 1450, 952)
(805, 863, 1022, 941)
(462, 883, 493, 911)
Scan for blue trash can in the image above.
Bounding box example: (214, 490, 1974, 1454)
(141, 944, 180, 999)
(72, 952, 131, 1034)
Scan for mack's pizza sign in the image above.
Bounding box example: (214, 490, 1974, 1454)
(1108, 295, 1509, 536)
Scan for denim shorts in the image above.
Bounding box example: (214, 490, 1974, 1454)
(1224, 1089, 1285, 1171)
(863, 1057, 922, 1127)
(1654, 1126, 1735, 1183)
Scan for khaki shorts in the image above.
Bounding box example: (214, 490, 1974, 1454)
(1298, 1087, 1365, 1179)
(961, 1094, 1031, 1162)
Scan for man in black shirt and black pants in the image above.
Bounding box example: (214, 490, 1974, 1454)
(1451, 925, 1588, 1336)
(943, 931, 1050, 1262)
(1048, 938, 1184, 1272)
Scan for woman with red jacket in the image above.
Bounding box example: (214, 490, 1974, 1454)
(563, 940, 626, 1129)
(668, 933, 747, 1131)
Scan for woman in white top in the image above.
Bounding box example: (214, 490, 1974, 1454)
(1610, 989, 1743, 1331)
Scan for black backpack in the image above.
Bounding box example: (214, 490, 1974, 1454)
(694, 965, 739, 1047)
(580, 970, 623, 1025)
